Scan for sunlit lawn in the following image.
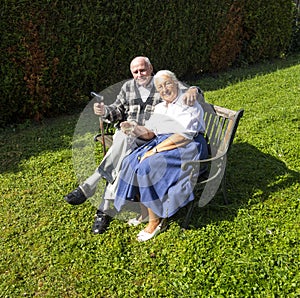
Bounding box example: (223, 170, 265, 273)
(0, 53, 299, 297)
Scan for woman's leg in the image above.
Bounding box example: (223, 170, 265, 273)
(139, 202, 149, 221)
(143, 208, 161, 234)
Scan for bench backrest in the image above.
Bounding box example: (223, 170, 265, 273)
(201, 101, 244, 157)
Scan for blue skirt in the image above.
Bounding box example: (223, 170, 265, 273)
(114, 134, 208, 218)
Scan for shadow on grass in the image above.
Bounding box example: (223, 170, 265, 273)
(183, 53, 300, 92)
(174, 142, 300, 229)
(0, 114, 79, 174)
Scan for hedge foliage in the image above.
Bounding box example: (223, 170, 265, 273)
(0, 0, 296, 126)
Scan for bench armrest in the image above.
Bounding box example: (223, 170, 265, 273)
(181, 151, 227, 171)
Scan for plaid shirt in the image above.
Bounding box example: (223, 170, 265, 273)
(104, 78, 188, 126)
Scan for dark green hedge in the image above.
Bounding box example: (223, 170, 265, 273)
(0, 0, 295, 126)
(290, 1, 300, 53)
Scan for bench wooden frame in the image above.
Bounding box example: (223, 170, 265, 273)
(181, 102, 244, 228)
(95, 100, 244, 229)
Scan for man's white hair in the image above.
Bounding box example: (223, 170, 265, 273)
(143, 57, 151, 66)
(154, 70, 178, 84)
(130, 56, 152, 67)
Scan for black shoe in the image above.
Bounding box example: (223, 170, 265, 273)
(92, 210, 112, 234)
(64, 187, 87, 205)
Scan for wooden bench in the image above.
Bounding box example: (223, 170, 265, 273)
(180, 101, 244, 228)
(95, 100, 244, 228)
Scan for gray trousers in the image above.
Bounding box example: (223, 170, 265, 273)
(80, 130, 147, 211)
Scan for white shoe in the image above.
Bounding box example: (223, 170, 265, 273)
(137, 219, 167, 242)
(128, 218, 142, 226)
(127, 216, 149, 226)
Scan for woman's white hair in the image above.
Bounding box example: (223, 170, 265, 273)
(154, 70, 178, 85)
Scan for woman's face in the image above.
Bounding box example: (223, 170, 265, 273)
(155, 75, 178, 103)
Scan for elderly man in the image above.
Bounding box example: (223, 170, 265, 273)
(64, 56, 203, 234)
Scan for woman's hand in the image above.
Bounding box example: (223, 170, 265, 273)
(120, 121, 137, 135)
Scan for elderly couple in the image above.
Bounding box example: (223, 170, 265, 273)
(65, 56, 208, 241)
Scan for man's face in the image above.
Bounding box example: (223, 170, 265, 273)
(130, 58, 153, 87)
(155, 75, 178, 104)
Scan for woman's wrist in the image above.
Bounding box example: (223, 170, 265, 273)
(152, 147, 158, 154)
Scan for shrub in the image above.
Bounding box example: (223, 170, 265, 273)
(241, 0, 294, 63)
(210, 0, 245, 72)
(0, 0, 295, 126)
(289, 1, 300, 53)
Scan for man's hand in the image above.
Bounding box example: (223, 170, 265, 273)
(182, 87, 199, 106)
(94, 102, 105, 116)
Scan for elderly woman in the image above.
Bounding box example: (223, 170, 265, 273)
(114, 70, 208, 241)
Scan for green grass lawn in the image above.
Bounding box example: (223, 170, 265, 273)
(0, 53, 299, 297)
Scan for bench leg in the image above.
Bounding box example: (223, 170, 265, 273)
(182, 200, 195, 229)
(221, 174, 229, 205)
